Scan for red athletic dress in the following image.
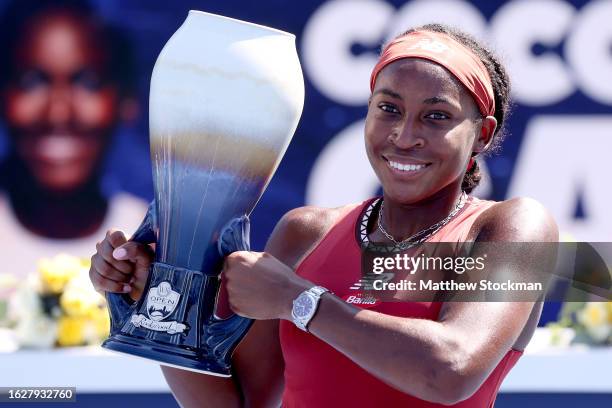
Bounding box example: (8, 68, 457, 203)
(279, 196, 523, 407)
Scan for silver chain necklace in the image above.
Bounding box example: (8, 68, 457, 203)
(377, 192, 467, 250)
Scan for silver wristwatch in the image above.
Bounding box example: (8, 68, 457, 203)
(291, 286, 329, 332)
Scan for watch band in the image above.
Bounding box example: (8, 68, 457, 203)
(292, 285, 330, 332)
(308, 285, 329, 297)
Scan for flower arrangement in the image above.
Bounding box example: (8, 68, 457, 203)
(7, 254, 110, 348)
(548, 301, 612, 346)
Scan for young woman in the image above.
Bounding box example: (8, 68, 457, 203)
(91, 24, 557, 407)
(0, 0, 147, 276)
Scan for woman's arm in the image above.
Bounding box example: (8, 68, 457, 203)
(307, 198, 557, 404)
(162, 319, 283, 408)
(224, 197, 558, 405)
(164, 206, 341, 407)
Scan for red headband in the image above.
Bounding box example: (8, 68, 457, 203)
(370, 31, 495, 117)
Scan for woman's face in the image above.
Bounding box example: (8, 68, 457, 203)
(365, 58, 489, 204)
(2, 13, 121, 192)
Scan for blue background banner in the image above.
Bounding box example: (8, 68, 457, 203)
(1, 0, 611, 405)
(0, 0, 610, 343)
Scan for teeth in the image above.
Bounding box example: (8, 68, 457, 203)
(389, 160, 426, 172)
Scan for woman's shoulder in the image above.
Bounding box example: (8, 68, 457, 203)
(265, 203, 360, 269)
(472, 196, 558, 242)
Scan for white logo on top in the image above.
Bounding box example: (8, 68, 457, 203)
(130, 281, 187, 334)
(407, 39, 449, 54)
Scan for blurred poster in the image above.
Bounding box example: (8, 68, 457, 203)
(0, 0, 148, 277)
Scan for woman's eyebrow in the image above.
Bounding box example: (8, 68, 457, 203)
(371, 88, 402, 100)
(423, 96, 452, 105)
(423, 96, 464, 111)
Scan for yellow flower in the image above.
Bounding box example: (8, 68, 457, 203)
(60, 268, 106, 317)
(606, 302, 612, 324)
(38, 254, 83, 294)
(577, 302, 611, 342)
(90, 307, 111, 340)
(77, 307, 110, 345)
(60, 287, 100, 317)
(578, 302, 606, 326)
(57, 315, 87, 347)
(79, 258, 91, 269)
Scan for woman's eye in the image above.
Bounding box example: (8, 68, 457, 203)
(15, 69, 48, 91)
(379, 104, 399, 114)
(72, 69, 105, 91)
(425, 112, 449, 120)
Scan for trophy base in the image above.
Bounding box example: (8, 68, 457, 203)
(103, 334, 232, 377)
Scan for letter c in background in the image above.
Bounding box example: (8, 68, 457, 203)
(565, 0, 612, 105)
(302, 0, 394, 105)
(490, 0, 575, 106)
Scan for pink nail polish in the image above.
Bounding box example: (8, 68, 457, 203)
(114, 248, 127, 259)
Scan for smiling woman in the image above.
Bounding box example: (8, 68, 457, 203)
(0, 0, 147, 276)
(90, 23, 558, 408)
(366, 57, 487, 204)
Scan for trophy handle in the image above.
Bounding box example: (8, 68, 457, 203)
(217, 215, 251, 256)
(206, 215, 255, 363)
(131, 200, 158, 245)
(106, 201, 157, 335)
(206, 313, 254, 365)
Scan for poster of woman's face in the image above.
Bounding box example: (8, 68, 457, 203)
(0, 0, 148, 275)
(4, 10, 123, 193)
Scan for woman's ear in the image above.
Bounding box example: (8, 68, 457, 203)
(473, 115, 497, 153)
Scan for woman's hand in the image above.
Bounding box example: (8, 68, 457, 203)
(222, 251, 311, 320)
(89, 229, 154, 302)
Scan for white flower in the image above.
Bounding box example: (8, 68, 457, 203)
(7, 279, 43, 323)
(61, 274, 105, 317)
(13, 313, 57, 349)
(0, 274, 18, 300)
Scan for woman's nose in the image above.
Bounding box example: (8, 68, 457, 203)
(46, 84, 72, 127)
(388, 119, 425, 149)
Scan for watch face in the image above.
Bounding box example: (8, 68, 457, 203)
(294, 294, 315, 318)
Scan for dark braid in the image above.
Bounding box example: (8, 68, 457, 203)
(389, 24, 512, 194)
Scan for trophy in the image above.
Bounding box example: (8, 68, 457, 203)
(102, 10, 304, 376)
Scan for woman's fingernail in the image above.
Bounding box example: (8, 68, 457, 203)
(123, 285, 131, 293)
(113, 248, 127, 259)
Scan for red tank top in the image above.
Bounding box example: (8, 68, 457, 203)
(279, 196, 523, 407)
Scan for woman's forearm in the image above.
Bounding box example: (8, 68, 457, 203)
(304, 295, 470, 405)
(161, 366, 242, 408)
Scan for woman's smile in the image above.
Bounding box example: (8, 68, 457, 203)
(384, 156, 432, 178)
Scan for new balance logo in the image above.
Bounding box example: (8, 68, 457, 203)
(350, 272, 394, 290)
(408, 39, 449, 54)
